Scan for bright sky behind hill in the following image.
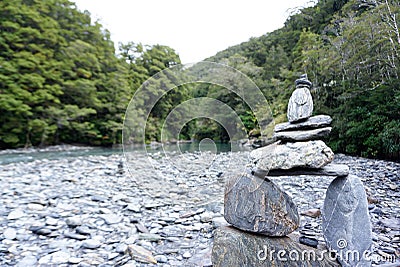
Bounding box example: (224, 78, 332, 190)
(73, 0, 315, 64)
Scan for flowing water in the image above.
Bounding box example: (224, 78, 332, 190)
(0, 142, 250, 165)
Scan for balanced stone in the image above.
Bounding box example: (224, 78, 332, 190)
(295, 73, 313, 87)
(322, 175, 372, 267)
(212, 226, 340, 267)
(275, 115, 332, 132)
(224, 171, 299, 236)
(287, 75, 314, 123)
(274, 127, 331, 142)
(251, 140, 334, 171)
(266, 164, 349, 177)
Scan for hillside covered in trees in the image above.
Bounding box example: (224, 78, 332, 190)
(208, 0, 400, 160)
(0, 0, 184, 148)
(0, 0, 399, 160)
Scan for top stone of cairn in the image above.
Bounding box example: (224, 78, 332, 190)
(287, 74, 313, 123)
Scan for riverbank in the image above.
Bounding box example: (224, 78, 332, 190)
(0, 150, 399, 266)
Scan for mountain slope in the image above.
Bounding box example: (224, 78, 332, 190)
(207, 0, 400, 160)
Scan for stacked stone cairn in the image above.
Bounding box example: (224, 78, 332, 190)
(212, 75, 373, 267)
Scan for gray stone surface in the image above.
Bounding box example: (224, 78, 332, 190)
(3, 228, 17, 240)
(287, 87, 314, 122)
(0, 147, 398, 266)
(275, 115, 332, 132)
(295, 74, 313, 87)
(224, 172, 299, 236)
(266, 164, 349, 177)
(127, 244, 157, 264)
(81, 239, 101, 249)
(212, 226, 340, 267)
(251, 140, 334, 171)
(274, 127, 332, 142)
(322, 175, 372, 267)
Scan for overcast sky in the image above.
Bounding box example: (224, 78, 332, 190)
(72, 0, 315, 63)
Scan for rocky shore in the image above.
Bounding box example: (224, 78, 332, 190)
(0, 148, 399, 266)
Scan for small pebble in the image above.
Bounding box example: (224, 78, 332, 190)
(3, 228, 17, 240)
(82, 239, 101, 249)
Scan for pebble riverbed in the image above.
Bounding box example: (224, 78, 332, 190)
(0, 148, 399, 266)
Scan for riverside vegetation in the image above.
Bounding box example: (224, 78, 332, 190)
(0, 0, 399, 161)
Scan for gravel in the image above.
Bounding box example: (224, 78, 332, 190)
(0, 148, 399, 266)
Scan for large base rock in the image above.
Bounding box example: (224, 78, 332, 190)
(322, 175, 373, 267)
(224, 172, 299, 236)
(212, 226, 341, 267)
(250, 140, 334, 171)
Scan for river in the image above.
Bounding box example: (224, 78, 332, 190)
(0, 142, 250, 165)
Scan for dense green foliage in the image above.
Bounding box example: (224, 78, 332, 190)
(208, 0, 400, 160)
(0, 0, 131, 147)
(0, 0, 185, 148)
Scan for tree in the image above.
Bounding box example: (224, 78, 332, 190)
(0, 0, 132, 147)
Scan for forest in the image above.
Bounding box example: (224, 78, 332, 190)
(0, 0, 399, 160)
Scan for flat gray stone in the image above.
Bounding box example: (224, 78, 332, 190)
(212, 226, 340, 267)
(287, 87, 313, 122)
(65, 216, 82, 227)
(38, 251, 70, 265)
(250, 140, 334, 171)
(16, 255, 38, 267)
(64, 231, 87, 240)
(224, 172, 299, 236)
(275, 115, 332, 132)
(127, 244, 157, 264)
(266, 164, 349, 177)
(3, 228, 17, 240)
(7, 209, 25, 220)
(322, 175, 372, 267)
(100, 214, 122, 224)
(274, 127, 331, 142)
(81, 239, 101, 249)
